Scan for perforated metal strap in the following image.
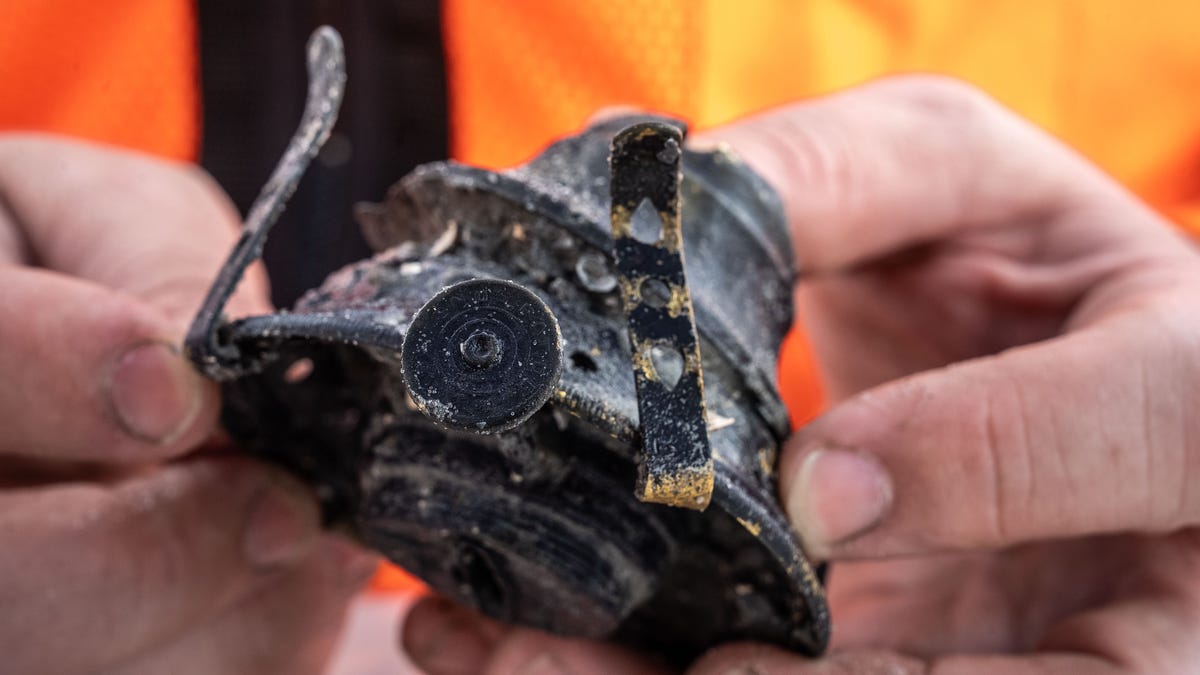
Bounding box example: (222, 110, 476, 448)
(609, 122, 713, 510)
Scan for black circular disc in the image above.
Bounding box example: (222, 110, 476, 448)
(401, 279, 563, 433)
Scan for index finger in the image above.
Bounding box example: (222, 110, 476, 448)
(0, 136, 272, 461)
(0, 134, 270, 326)
(694, 75, 1134, 273)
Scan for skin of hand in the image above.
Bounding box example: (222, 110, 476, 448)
(0, 135, 379, 675)
(398, 75, 1200, 674)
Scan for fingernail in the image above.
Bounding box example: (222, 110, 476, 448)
(107, 341, 204, 444)
(515, 654, 573, 675)
(242, 477, 321, 569)
(787, 448, 892, 554)
(403, 598, 492, 675)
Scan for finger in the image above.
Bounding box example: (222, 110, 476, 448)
(780, 306, 1200, 558)
(0, 134, 270, 325)
(109, 534, 379, 675)
(0, 456, 322, 674)
(689, 644, 1118, 675)
(401, 597, 667, 675)
(0, 267, 217, 460)
(693, 75, 1161, 273)
(1040, 547, 1200, 673)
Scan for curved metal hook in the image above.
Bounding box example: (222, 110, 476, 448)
(186, 26, 347, 379)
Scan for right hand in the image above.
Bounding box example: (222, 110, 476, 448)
(401, 76, 1200, 675)
(0, 135, 377, 674)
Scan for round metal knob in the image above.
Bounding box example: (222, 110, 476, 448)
(401, 279, 563, 433)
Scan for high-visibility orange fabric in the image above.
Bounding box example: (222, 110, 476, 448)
(0, 0, 198, 161)
(444, 0, 1200, 426)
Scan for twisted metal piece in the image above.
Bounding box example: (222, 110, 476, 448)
(186, 26, 347, 379)
(400, 279, 563, 434)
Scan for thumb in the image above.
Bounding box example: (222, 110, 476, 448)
(692, 75, 1110, 274)
(780, 309, 1200, 559)
(0, 267, 218, 461)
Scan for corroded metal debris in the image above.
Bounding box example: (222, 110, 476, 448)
(610, 123, 713, 510)
(186, 26, 829, 664)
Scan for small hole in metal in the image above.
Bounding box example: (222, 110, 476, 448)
(645, 343, 684, 389)
(630, 198, 662, 244)
(452, 540, 508, 617)
(570, 351, 598, 372)
(639, 277, 671, 309)
(460, 330, 502, 369)
(283, 357, 314, 383)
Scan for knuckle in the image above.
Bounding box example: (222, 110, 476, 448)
(752, 105, 863, 266)
(1138, 300, 1200, 528)
(769, 113, 856, 207)
(976, 371, 1021, 544)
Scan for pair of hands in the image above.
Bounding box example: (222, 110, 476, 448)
(4, 74, 1199, 674)
(0, 138, 377, 674)
(401, 77, 1200, 674)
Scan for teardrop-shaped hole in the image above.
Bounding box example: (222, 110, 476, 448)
(645, 343, 684, 389)
(630, 197, 663, 244)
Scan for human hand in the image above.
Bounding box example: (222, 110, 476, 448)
(0, 135, 377, 675)
(399, 76, 1200, 674)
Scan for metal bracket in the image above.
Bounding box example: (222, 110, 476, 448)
(610, 122, 714, 510)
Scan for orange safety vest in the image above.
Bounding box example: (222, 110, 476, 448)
(0, 0, 198, 162)
(5, 0, 1200, 592)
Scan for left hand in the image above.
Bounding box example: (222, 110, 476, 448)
(0, 135, 379, 675)
(398, 77, 1200, 675)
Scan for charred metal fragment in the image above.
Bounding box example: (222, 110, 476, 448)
(610, 123, 713, 510)
(187, 26, 829, 665)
